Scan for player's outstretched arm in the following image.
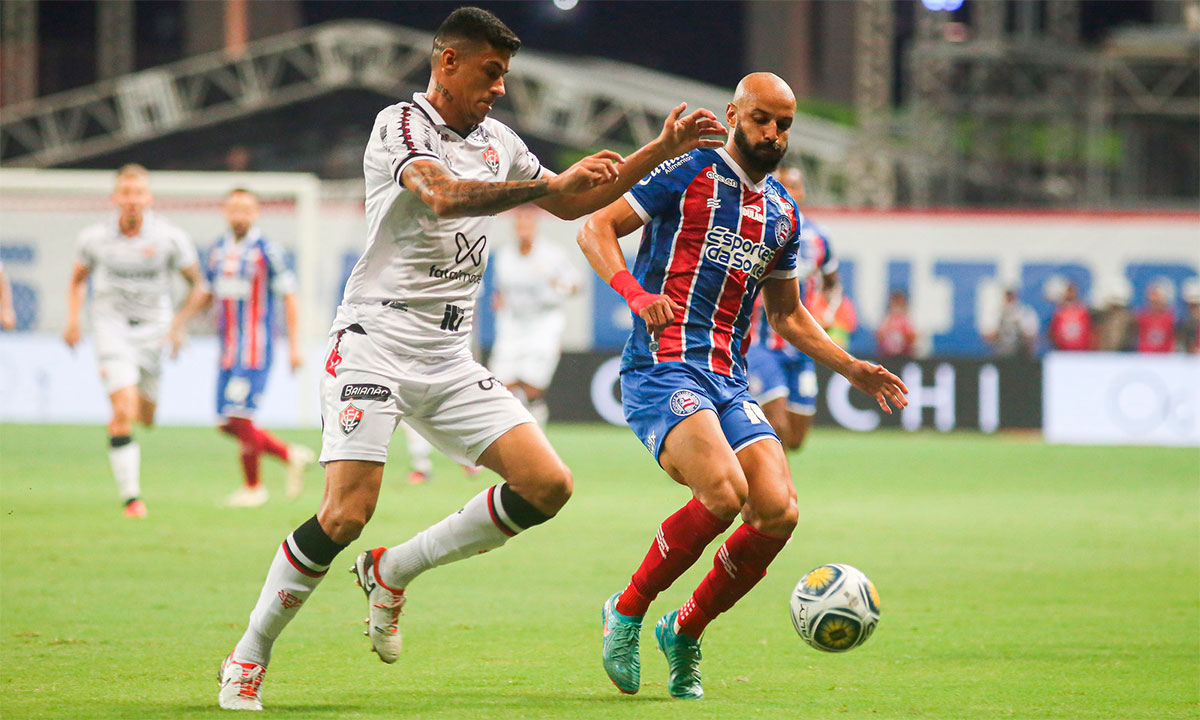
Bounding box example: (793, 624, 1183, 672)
(168, 264, 210, 358)
(762, 277, 908, 414)
(401, 156, 619, 219)
(577, 198, 681, 333)
(537, 103, 726, 221)
(63, 261, 91, 348)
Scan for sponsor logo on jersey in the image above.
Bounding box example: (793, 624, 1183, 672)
(702, 226, 777, 279)
(454, 232, 487, 266)
(741, 204, 765, 223)
(706, 198, 722, 209)
(428, 265, 483, 285)
(637, 154, 691, 185)
(775, 216, 791, 245)
(669, 389, 702, 416)
(482, 145, 501, 175)
(441, 304, 466, 332)
(339, 403, 364, 435)
(707, 169, 738, 189)
(340, 383, 391, 402)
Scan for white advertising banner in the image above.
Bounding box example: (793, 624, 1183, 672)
(1043, 352, 1200, 447)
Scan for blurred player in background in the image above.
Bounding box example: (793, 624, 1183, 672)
(1135, 281, 1177, 353)
(745, 166, 841, 450)
(1181, 279, 1200, 353)
(0, 261, 16, 330)
(579, 73, 907, 700)
(217, 7, 725, 710)
(489, 206, 581, 425)
(875, 288, 917, 358)
(190, 188, 315, 507)
(1048, 281, 1093, 351)
(63, 164, 208, 518)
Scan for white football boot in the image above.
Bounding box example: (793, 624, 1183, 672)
(218, 653, 265, 711)
(223, 486, 268, 508)
(284, 445, 315, 500)
(351, 547, 405, 663)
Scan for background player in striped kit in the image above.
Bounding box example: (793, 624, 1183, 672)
(579, 73, 908, 699)
(745, 166, 844, 451)
(217, 7, 726, 710)
(195, 188, 315, 507)
(63, 164, 208, 518)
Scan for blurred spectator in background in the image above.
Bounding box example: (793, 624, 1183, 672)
(1094, 281, 1135, 352)
(986, 287, 1038, 358)
(1048, 282, 1093, 351)
(0, 261, 16, 330)
(1180, 279, 1200, 354)
(1135, 281, 1177, 353)
(876, 289, 916, 358)
(225, 146, 252, 172)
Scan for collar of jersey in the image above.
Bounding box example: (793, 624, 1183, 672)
(412, 92, 475, 141)
(223, 226, 262, 246)
(112, 210, 155, 239)
(715, 147, 767, 194)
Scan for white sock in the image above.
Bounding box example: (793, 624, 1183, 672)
(108, 441, 141, 502)
(405, 425, 433, 475)
(379, 484, 517, 590)
(232, 541, 328, 667)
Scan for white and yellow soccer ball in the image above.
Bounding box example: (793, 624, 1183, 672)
(790, 563, 880, 652)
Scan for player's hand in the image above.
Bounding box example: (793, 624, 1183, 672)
(168, 325, 186, 359)
(657, 103, 727, 158)
(290, 346, 303, 373)
(634, 293, 684, 335)
(845, 360, 908, 415)
(63, 323, 81, 348)
(550, 151, 623, 194)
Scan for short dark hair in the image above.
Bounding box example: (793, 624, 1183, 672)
(434, 7, 521, 55)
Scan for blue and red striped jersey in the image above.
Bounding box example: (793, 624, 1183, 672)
(619, 147, 803, 379)
(204, 228, 296, 371)
(752, 218, 839, 353)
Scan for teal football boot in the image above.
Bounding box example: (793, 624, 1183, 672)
(601, 592, 642, 694)
(655, 610, 704, 699)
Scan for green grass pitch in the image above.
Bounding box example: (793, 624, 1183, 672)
(2, 423, 1197, 719)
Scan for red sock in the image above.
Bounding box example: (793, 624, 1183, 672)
(220, 418, 263, 489)
(677, 523, 789, 638)
(615, 498, 733, 617)
(256, 427, 289, 461)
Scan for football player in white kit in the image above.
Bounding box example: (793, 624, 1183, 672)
(63, 164, 208, 518)
(489, 207, 580, 424)
(218, 7, 725, 710)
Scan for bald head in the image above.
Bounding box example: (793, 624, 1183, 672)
(726, 72, 796, 177)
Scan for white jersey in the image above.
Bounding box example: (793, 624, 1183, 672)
(333, 92, 545, 358)
(493, 240, 579, 327)
(76, 211, 197, 327)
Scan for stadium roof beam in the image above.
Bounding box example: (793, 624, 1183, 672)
(0, 19, 854, 199)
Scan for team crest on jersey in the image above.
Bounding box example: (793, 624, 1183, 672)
(482, 145, 500, 175)
(669, 389, 702, 417)
(775, 216, 791, 245)
(339, 403, 364, 435)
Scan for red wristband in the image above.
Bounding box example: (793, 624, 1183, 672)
(609, 270, 644, 303)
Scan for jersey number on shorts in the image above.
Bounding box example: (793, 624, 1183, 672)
(742, 400, 769, 425)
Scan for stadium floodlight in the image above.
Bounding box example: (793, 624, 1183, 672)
(552, 0, 579, 9)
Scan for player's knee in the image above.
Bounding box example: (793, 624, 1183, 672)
(531, 461, 573, 514)
(699, 470, 748, 520)
(319, 503, 374, 545)
(749, 495, 798, 536)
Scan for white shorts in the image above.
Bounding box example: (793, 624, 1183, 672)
(93, 318, 165, 400)
(319, 326, 534, 467)
(489, 335, 562, 389)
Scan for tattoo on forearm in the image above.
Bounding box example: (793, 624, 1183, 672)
(434, 82, 453, 101)
(405, 163, 551, 216)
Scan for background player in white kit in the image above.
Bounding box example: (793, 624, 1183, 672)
(489, 206, 581, 424)
(218, 7, 725, 710)
(63, 164, 208, 518)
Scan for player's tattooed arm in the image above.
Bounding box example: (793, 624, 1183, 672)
(762, 278, 909, 414)
(63, 261, 91, 348)
(402, 160, 553, 218)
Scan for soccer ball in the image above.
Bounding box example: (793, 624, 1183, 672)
(790, 563, 880, 652)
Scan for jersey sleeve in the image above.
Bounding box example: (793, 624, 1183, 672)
(168, 229, 198, 270)
(261, 237, 297, 295)
(624, 154, 693, 224)
(75, 229, 98, 271)
(811, 223, 839, 274)
(502, 127, 543, 182)
(202, 243, 218, 285)
(380, 105, 443, 187)
(768, 214, 804, 280)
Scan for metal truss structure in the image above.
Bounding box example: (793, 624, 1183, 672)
(906, 3, 1199, 208)
(1, 20, 853, 198)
